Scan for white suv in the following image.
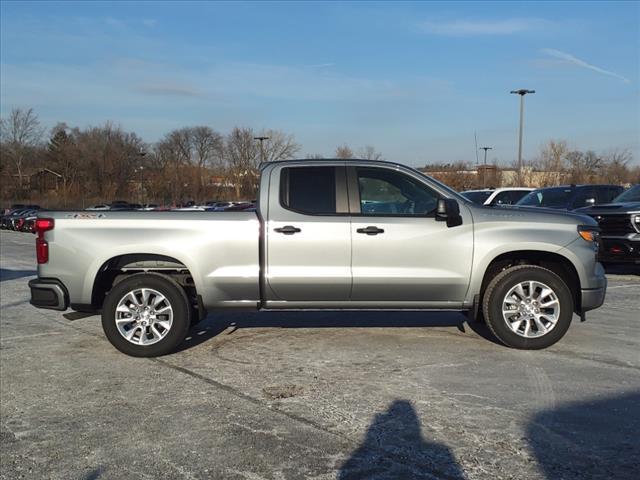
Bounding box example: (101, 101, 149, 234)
(461, 187, 533, 206)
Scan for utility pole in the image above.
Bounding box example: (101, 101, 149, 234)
(254, 136, 269, 163)
(136, 151, 146, 205)
(510, 89, 535, 185)
(479, 146, 492, 188)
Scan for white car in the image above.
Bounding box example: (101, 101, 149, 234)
(461, 187, 533, 206)
(85, 204, 110, 211)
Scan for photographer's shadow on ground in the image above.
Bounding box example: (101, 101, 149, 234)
(337, 400, 465, 480)
(527, 391, 640, 480)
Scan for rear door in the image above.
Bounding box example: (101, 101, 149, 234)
(265, 164, 352, 301)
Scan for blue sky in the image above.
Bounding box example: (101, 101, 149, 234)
(1, 1, 638, 166)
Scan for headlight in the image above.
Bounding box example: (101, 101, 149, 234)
(632, 213, 640, 233)
(578, 225, 600, 243)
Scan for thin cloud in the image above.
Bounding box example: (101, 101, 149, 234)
(419, 18, 552, 36)
(541, 48, 630, 83)
(133, 84, 204, 97)
(142, 18, 157, 27)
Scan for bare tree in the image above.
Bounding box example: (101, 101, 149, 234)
(566, 150, 603, 184)
(225, 127, 259, 198)
(358, 145, 384, 161)
(601, 149, 633, 184)
(191, 126, 224, 201)
(335, 144, 354, 159)
(47, 123, 79, 207)
(536, 140, 568, 186)
(256, 129, 300, 163)
(0, 107, 44, 193)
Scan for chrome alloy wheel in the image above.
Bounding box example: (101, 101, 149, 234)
(501, 281, 560, 338)
(115, 288, 173, 346)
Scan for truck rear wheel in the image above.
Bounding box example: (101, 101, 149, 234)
(482, 265, 573, 350)
(102, 273, 191, 357)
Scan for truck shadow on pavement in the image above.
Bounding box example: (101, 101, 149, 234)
(0, 268, 36, 282)
(337, 399, 465, 480)
(178, 310, 499, 352)
(526, 390, 640, 480)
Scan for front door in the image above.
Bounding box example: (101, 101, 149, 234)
(349, 166, 473, 304)
(266, 164, 352, 301)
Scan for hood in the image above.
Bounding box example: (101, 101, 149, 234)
(575, 202, 640, 214)
(468, 203, 597, 226)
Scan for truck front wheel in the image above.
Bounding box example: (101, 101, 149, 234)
(102, 273, 191, 357)
(482, 265, 574, 350)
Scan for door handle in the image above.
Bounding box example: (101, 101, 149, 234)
(357, 226, 384, 235)
(274, 225, 301, 235)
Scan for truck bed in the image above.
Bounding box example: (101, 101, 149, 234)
(38, 211, 261, 309)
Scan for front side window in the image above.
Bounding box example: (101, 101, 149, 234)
(357, 168, 439, 216)
(281, 166, 336, 214)
(572, 188, 596, 208)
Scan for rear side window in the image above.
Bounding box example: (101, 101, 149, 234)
(280, 166, 336, 214)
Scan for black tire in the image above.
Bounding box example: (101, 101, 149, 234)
(102, 273, 191, 357)
(482, 265, 574, 350)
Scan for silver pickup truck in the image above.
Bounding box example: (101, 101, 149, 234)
(29, 159, 607, 356)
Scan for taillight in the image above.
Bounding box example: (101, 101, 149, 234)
(35, 218, 54, 264)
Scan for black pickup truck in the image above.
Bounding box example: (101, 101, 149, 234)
(577, 185, 640, 265)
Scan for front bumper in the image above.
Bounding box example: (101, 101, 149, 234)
(580, 277, 607, 313)
(598, 237, 640, 264)
(29, 278, 69, 311)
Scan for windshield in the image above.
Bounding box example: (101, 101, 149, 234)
(517, 187, 574, 208)
(613, 185, 640, 202)
(461, 191, 493, 204)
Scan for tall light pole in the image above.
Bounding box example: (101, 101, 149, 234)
(510, 89, 535, 185)
(479, 146, 492, 188)
(254, 136, 269, 163)
(137, 151, 146, 205)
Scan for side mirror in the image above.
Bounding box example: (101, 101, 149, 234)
(585, 198, 596, 206)
(436, 198, 463, 227)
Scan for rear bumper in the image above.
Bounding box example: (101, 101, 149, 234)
(29, 278, 69, 311)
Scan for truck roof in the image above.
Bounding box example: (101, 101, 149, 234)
(259, 158, 412, 170)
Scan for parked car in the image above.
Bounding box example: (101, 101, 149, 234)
(2, 207, 40, 230)
(29, 159, 606, 357)
(139, 204, 160, 211)
(1, 208, 26, 228)
(11, 209, 39, 231)
(224, 202, 255, 211)
(516, 184, 623, 210)
(576, 185, 640, 265)
(210, 201, 236, 211)
(461, 188, 533, 206)
(86, 204, 110, 211)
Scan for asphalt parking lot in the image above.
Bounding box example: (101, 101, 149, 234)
(1, 230, 638, 480)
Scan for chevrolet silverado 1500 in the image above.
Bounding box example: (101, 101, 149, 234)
(29, 159, 607, 356)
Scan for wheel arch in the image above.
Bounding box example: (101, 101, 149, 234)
(90, 253, 198, 310)
(476, 250, 582, 314)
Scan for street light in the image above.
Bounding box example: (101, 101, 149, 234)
(510, 89, 535, 185)
(136, 151, 146, 205)
(479, 146, 493, 188)
(254, 136, 269, 163)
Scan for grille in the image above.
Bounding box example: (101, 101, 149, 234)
(590, 214, 634, 236)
